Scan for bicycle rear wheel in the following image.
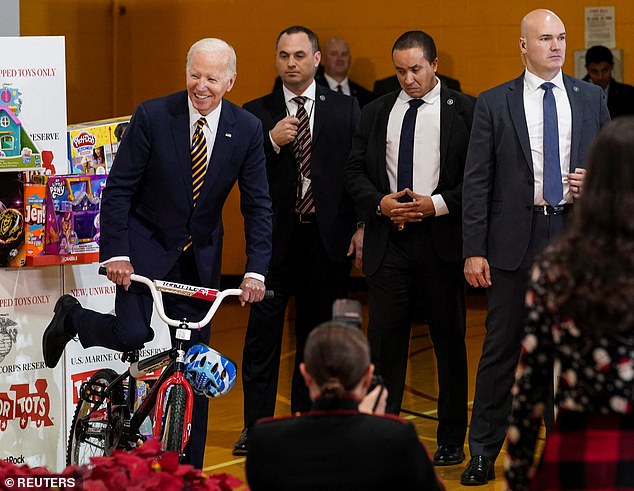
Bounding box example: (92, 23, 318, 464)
(67, 368, 124, 466)
(161, 384, 187, 454)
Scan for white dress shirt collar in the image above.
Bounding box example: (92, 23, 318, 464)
(524, 69, 565, 93)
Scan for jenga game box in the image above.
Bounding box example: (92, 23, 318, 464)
(45, 174, 107, 255)
(67, 116, 130, 175)
(0, 171, 25, 267)
(23, 182, 47, 257)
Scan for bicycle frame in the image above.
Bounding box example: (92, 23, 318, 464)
(74, 269, 243, 458)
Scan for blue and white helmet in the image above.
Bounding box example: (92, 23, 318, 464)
(184, 343, 237, 398)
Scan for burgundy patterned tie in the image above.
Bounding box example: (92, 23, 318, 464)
(291, 96, 313, 214)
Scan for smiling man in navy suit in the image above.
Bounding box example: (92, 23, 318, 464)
(42, 38, 273, 468)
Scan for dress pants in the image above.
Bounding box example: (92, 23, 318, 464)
(71, 248, 212, 468)
(366, 220, 468, 448)
(468, 212, 567, 458)
(241, 219, 349, 428)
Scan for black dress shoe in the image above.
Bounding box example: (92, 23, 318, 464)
(433, 445, 466, 466)
(460, 455, 495, 486)
(232, 428, 249, 456)
(42, 295, 79, 368)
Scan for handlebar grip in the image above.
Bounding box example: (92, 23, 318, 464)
(98, 265, 107, 276)
(264, 290, 275, 299)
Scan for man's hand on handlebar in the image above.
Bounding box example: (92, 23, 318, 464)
(239, 277, 266, 306)
(105, 260, 134, 290)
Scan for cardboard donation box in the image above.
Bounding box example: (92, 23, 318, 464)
(67, 116, 130, 175)
(44, 174, 107, 256)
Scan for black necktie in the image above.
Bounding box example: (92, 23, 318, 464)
(397, 99, 424, 201)
(541, 82, 563, 205)
(336, 84, 343, 94)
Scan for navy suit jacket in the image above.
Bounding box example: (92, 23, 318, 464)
(100, 91, 272, 286)
(463, 73, 610, 271)
(346, 85, 475, 276)
(243, 85, 360, 266)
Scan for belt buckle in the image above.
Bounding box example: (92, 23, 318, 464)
(297, 213, 313, 224)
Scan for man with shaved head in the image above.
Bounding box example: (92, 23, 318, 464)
(318, 37, 375, 108)
(461, 9, 609, 485)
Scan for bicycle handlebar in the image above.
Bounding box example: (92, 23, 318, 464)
(97, 265, 272, 329)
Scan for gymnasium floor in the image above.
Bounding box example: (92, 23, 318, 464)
(200, 293, 508, 491)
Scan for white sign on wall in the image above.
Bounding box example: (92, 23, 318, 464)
(585, 6, 616, 49)
(0, 36, 68, 174)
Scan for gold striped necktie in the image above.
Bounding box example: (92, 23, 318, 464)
(184, 117, 207, 251)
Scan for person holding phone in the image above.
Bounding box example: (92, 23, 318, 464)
(246, 322, 443, 491)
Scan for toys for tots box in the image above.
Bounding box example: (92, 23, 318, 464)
(44, 174, 107, 255)
(67, 116, 130, 175)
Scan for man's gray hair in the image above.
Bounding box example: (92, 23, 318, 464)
(186, 38, 237, 79)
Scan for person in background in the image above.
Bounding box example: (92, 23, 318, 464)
(317, 36, 375, 108)
(233, 25, 361, 456)
(346, 29, 473, 468)
(583, 45, 634, 119)
(42, 38, 273, 468)
(246, 322, 444, 491)
(505, 116, 634, 490)
(461, 9, 609, 485)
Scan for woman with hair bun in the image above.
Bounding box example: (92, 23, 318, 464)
(246, 322, 443, 490)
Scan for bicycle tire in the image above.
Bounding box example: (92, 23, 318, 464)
(66, 368, 123, 466)
(161, 384, 187, 455)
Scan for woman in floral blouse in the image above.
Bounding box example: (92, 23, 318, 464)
(505, 116, 634, 490)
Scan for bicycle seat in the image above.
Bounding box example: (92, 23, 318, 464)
(183, 343, 237, 398)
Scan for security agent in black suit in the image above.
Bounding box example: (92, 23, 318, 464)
(346, 30, 474, 468)
(234, 26, 361, 455)
(373, 72, 461, 95)
(461, 10, 610, 485)
(315, 36, 375, 108)
(583, 45, 634, 119)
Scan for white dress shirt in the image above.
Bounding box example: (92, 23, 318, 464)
(385, 78, 448, 216)
(523, 69, 573, 205)
(323, 73, 350, 95)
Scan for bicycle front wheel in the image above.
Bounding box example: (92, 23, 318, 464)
(161, 384, 187, 455)
(67, 368, 123, 466)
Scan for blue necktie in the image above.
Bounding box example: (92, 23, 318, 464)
(397, 99, 424, 202)
(541, 82, 563, 206)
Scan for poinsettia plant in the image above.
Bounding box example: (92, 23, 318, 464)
(0, 439, 243, 491)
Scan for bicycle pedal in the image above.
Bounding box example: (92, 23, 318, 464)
(79, 379, 109, 405)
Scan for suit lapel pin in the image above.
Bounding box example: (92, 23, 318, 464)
(573, 86, 580, 92)
(447, 98, 454, 105)
(319, 95, 326, 101)
(225, 133, 232, 138)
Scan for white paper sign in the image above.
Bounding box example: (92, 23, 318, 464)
(585, 6, 616, 49)
(0, 36, 68, 174)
